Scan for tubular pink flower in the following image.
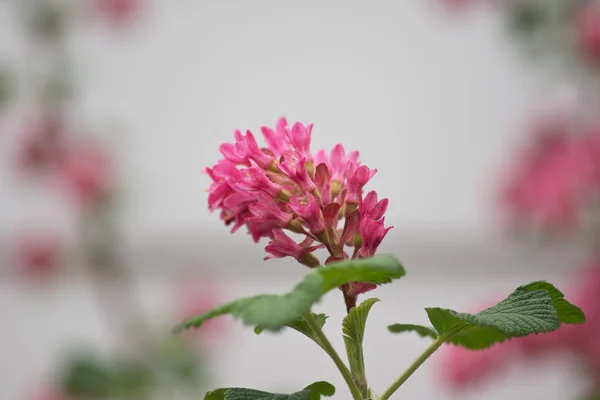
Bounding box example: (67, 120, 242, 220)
(346, 165, 377, 204)
(219, 142, 249, 166)
(289, 195, 325, 234)
(278, 156, 317, 195)
(234, 130, 275, 169)
(357, 217, 393, 258)
(222, 191, 257, 213)
(235, 166, 286, 198)
(247, 218, 281, 242)
(329, 144, 360, 182)
(264, 230, 321, 267)
(205, 160, 241, 182)
(261, 117, 290, 157)
(360, 191, 388, 220)
(248, 193, 293, 226)
(285, 122, 313, 160)
(207, 181, 235, 211)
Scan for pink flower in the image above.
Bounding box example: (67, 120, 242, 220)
(360, 191, 389, 220)
(438, 342, 515, 390)
(92, 0, 141, 27)
(234, 130, 275, 169)
(577, 3, 600, 64)
(206, 117, 389, 285)
(346, 165, 377, 204)
(357, 217, 393, 258)
(57, 142, 114, 208)
(248, 193, 293, 226)
(289, 195, 325, 235)
(247, 218, 281, 242)
(329, 144, 360, 183)
(220, 141, 250, 166)
(13, 232, 62, 280)
(261, 117, 291, 158)
(278, 155, 317, 195)
(264, 230, 322, 267)
(235, 166, 286, 199)
(15, 112, 67, 174)
(499, 120, 600, 234)
(177, 277, 225, 343)
(284, 122, 313, 161)
(24, 385, 67, 400)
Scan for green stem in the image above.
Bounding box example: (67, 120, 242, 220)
(304, 312, 363, 400)
(378, 336, 447, 400)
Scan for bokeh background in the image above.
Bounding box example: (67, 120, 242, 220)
(1, 0, 599, 399)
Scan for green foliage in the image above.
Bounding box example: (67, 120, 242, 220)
(174, 255, 405, 333)
(425, 281, 584, 349)
(61, 354, 114, 397)
(508, 2, 547, 37)
(387, 324, 438, 339)
(255, 313, 329, 346)
(342, 298, 379, 394)
(205, 381, 335, 400)
(518, 281, 585, 324)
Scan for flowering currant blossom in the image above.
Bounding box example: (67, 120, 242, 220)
(205, 117, 393, 300)
(577, 2, 600, 64)
(13, 231, 63, 280)
(499, 117, 600, 234)
(57, 141, 115, 209)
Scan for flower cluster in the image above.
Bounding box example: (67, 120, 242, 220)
(499, 114, 600, 234)
(205, 117, 392, 296)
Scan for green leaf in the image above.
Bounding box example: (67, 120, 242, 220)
(342, 298, 379, 393)
(205, 381, 335, 400)
(387, 324, 438, 339)
(518, 281, 585, 324)
(425, 281, 583, 349)
(254, 313, 329, 343)
(174, 255, 404, 333)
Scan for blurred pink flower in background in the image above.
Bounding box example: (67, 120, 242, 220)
(15, 112, 67, 174)
(577, 2, 600, 64)
(13, 231, 63, 281)
(57, 142, 114, 209)
(438, 341, 515, 390)
(24, 385, 66, 400)
(499, 114, 600, 234)
(176, 277, 225, 345)
(92, 0, 142, 27)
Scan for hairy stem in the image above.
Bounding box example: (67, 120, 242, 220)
(304, 312, 363, 400)
(378, 336, 447, 400)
